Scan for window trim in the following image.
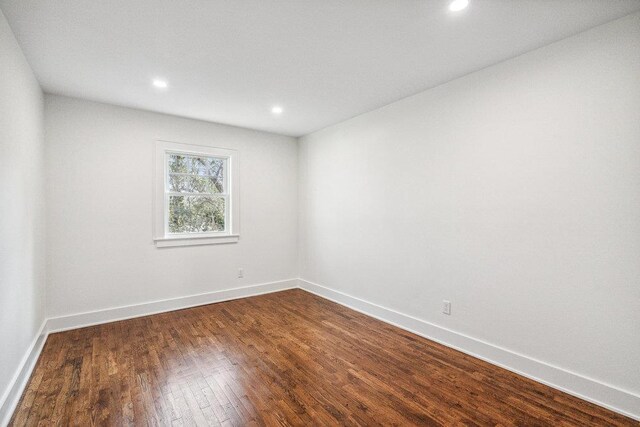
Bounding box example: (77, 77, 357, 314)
(154, 140, 239, 247)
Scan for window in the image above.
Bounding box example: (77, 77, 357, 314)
(154, 141, 239, 247)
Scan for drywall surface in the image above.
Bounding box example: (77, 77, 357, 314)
(299, 13, 640, 396)
(45, 95, 298, 317)
(0, 8, 45, 415)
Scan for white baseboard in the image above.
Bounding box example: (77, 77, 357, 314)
(1, 279, 297, 426)
(0, 320, 48, 427)
(47, 279, 298, 333)
(4, 278, 637, 425)
(298, 279, 640, 421)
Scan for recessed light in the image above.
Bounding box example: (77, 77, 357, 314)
(271, 106, 283, 115)
(449, 0, 469, 12)
(152, 79, 168, 89)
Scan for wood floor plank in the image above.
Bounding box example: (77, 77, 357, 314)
(9, 289, 637, 426)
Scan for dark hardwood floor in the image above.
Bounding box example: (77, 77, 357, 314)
(10, 289, 636, 426)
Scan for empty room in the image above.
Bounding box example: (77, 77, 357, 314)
(1, 0, 639, 425)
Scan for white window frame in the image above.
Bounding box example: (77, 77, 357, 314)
(154, 140, 239, 247)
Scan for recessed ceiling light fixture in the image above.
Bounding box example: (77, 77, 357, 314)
(152, 78, 168, 89)
(271, 105, 283, 115)
(449, 0, 469, 12)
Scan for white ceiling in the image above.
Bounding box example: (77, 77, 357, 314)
(1, 1, 639, 137)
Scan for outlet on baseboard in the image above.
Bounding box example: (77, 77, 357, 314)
(443, 300, 451, 315)
(238, 268, 244, 278)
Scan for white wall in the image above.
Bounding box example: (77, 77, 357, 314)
(299, 12, 640, 399)
(45, 95, 298, 318)
(0, 9, 46, 418)
(4, 6, 638, 421)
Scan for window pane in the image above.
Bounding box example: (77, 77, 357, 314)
(189, 156, 224, 176)
(168, 154, 224, 177)
(168, 175, 223, 194)
(168, 195, 225, 233)
(168, 154, 189, 173)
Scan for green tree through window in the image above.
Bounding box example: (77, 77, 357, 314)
(167, 154, 226, 233)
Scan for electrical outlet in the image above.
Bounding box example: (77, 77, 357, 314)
(443, 300, 451, 315)
(238, 268, 244, 278)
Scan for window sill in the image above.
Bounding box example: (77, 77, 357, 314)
(154, 234, 239, 248)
